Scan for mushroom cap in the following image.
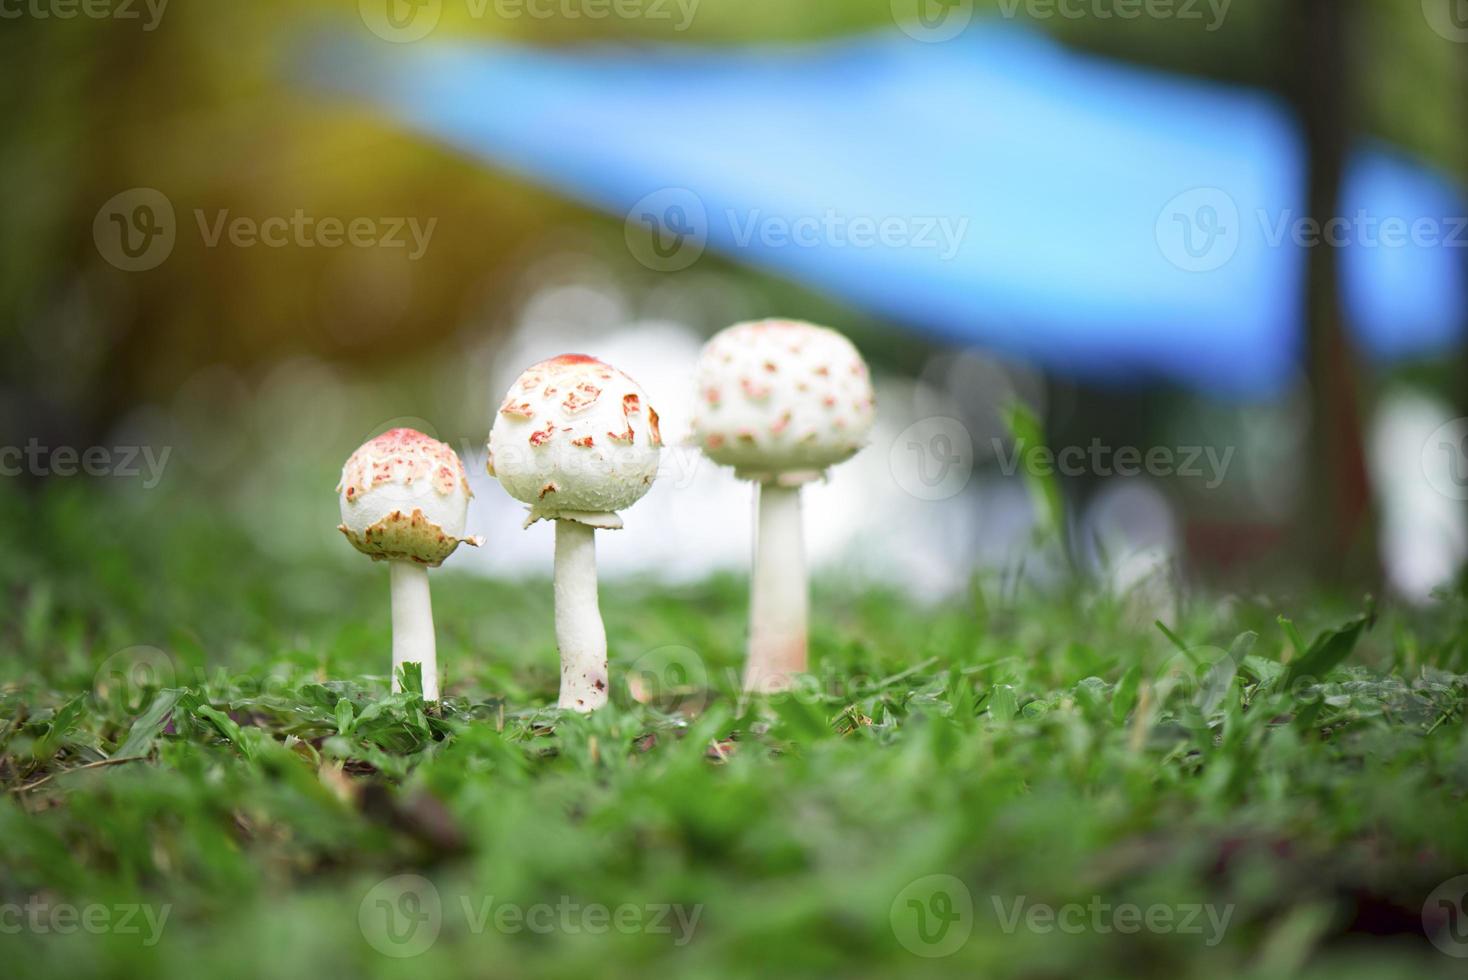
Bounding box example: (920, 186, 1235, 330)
(691, 320, 876, 482)
(488, 354, 662, 526)
(337, 428, 478, 566)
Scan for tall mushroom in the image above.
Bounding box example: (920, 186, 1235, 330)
(487, 354, 662, 712)
(337, 428, 479, 701)
(691, 320, 876, 693)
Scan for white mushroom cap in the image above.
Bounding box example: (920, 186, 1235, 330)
(691, 319, 876, 483)
(488, 354, 662, 527)
(337, 428, 479, 566)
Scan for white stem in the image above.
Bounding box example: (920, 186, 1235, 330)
(745, 482, 808, 693)
(554, 519, 608, 711)
(389, 560, 439, 701)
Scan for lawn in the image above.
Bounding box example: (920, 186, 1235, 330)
(2, 484, 1467, 979)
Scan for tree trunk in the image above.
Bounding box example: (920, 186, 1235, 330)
(1290, 0, 1379, 588)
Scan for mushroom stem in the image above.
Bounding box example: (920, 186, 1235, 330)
(745, 482, 809, 693)
(389, 560, 439, 701)
(554, 519, 608, 711)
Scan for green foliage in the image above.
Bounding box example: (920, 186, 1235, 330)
(1, 488, 1467, 979)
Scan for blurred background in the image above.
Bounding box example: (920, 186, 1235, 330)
(3, 0, 1467, 603)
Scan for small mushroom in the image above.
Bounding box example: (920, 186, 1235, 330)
(337, 428, 479, 701)
(487, 354, 662, 711)
(691, 320, 876, 693)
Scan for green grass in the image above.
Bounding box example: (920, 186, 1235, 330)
(3, 485, 1468, 979)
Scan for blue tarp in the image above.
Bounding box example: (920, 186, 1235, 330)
(319, 24, 1467, 395)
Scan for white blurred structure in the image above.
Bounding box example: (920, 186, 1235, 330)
(1369, 389, 1468, 603)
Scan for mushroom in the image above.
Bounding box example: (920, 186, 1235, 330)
(337, 428, 479, 701)
(487, 354, 662, 712)
(691, 320, 876, 693)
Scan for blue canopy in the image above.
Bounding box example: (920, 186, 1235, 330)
(317, 24, 1466, 395)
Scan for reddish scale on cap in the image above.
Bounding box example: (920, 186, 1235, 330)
(499, 397, 535, 419)
(571, 435, 595, 448)
(606, 392, 654, 446)
(704, 386, 722, 407)
(529, 422, 557, 447)
(434, 465, 457, 496)
(536, 354, 616, 383)
(548, 353, 600, 367)
(539, 482, 558, 499)
(741, 378, 772, 401)
(562, 382, 602, 414)
(706, 433, 726, 449)
(770, 411, 793, 436)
